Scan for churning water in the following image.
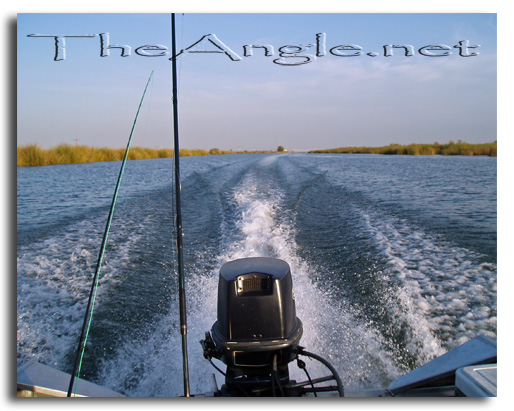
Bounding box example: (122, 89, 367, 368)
(17, 153, 496, 396)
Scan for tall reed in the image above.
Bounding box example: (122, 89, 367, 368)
(17, 144, 280, 167)
(309, 141, 497, 157)
(17, 144, 209, 167)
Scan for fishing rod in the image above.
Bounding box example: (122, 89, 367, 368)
(67, 70, 154, 397)
(171, 12, 191, 397)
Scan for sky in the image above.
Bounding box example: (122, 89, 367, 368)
(17, 11, 497, 152)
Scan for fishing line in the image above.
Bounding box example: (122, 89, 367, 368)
(171, 155, 177, 237)
(67, 71, 154, 397)
(178, 13, 185, 91)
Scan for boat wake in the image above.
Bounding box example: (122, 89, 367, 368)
(98, 159, 411, 395)
(358, 207, 497, 352)
(17, 154, 497, 397)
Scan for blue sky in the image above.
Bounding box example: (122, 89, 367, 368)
(17, 12, 497, 151)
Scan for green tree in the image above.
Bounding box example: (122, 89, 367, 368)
(277, 145, 285, 152)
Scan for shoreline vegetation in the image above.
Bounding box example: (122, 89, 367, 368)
(16, 144, 273, 167)
(309, 140, 496, 157)
(17, 140, 496, 167)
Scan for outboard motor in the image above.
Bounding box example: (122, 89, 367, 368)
(201, 257, 345, 397)
(201, 257, 303, 395)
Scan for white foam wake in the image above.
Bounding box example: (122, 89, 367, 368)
(212, 172, 404, 388)
(98, 168, 407, 395)
(359, 207, 497, 356)
(17, 214, 149, 370)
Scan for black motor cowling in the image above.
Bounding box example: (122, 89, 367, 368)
(204, 257, 303, 393)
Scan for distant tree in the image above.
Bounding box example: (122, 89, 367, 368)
(277, 145, 285, 152)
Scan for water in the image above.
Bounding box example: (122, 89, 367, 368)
(17, 153, 497, 396)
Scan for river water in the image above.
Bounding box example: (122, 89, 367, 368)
(17, 153, 497, 396)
